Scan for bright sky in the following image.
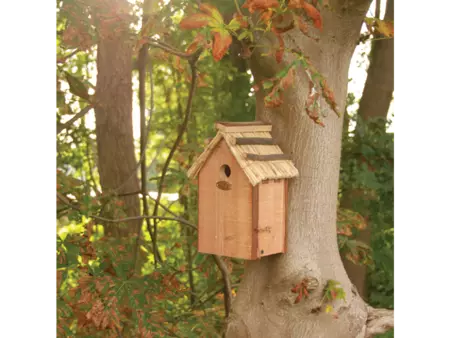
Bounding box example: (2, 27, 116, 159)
(64, 1, 393, 137)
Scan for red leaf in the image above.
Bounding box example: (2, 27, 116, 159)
(330, 289, 337, 299)
(260, 9, 273, 24)
(242, 0, 279, 13)
(302, 2, 323, 30)
(212, 31, 232, 62)
(280, 68, 295, 89)
(199, 3, 224, 25)
(199, 3, 217, 16)
(233, 13, 249, 28)
(197, 73, 208, 87)
(180, 13, 211, 29)
(320, 79, 339, 116)
(186, 34, 206, 54)
(174, 56, 184, 74)
(294, 293, 303, 304)
(264, 88, 283, 108)
(275, 33, 285, 63)
(288, 0, 305, 9)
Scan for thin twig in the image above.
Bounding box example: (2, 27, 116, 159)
(147, 40, 191, 59)
(56, 192, 197, 229)
(136, 10, 162, 270)
(57, 105, 92, 134)
(192, 285, 226, 310)
(57, 48, 79, 64)
(234, 0, 243, 16)
(83, 120, 101, 196)
(151, 47, 203, 268)
(212, 255, 232, 318)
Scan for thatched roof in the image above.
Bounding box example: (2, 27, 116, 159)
(187, 122, 299, 186)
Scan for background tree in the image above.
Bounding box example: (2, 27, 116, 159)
(341, 0, 394, 300)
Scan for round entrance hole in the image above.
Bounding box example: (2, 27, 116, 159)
(220, 164, 231, 178)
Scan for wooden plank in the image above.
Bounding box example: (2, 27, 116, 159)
(283, 179, 288, 254)
(198, 139, 253, 259)
(244, 153, 291, 161)
(257, 179, 286, 257)
(215, 121, 272, 133)
(216, 121, 267, 126)
(251, 184, 259, 259)
(232, 137, 276, 146)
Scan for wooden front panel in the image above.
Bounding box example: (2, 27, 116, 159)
(198, 140, 253, 259)
(256, 179, 286, 257)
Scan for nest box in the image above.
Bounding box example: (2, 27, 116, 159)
(187, 121, 299, 260)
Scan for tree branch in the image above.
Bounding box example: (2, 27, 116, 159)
(213, 255, 232, 318)
(57, 105, 92, 134)
(136, 4, 162, 269)
(150, 47, 202, 267)
(56, 191, 197, 229)
(364, 306, 394, 338)
(147, 39, 192, 59)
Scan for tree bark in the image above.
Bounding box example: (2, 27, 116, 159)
(94, 0, 141, 239)
(226, 1, 377, 337)
(342, 0, 394, 297)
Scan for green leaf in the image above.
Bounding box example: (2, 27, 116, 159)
(64, 72, 91, 101)
(262, 81, 273, 89)
(237, 31, 250, 41)
(227, 18, 241, 31)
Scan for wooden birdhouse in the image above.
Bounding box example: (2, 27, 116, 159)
(187, 121, 299, 260)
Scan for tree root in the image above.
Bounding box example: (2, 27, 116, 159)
(363, 306, 394, 338)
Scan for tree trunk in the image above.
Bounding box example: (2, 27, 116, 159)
(226, 1, 375, 337)
(94, 0, 141, 239)
(357, 0, 394, 122)
(342, 0, 394, 297)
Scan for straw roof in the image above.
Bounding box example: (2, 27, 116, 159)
(187, 122, 299, 186)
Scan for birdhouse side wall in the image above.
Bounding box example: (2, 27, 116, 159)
(256, 179, 287, 257)
(197, 139, 253, 259)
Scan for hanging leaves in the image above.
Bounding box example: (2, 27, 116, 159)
(180, 4, 234, 62)
(274, 32, 285, 63)
(320, 79, 339, 117)
(212, 30, 233, 62)
(179, 13, 211, 29)
(242, 0, 280, 13)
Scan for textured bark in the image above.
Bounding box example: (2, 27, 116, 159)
(342, 0, 394, 297)
(226, 1, 374, 337)
(94, 0, 140, 239)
